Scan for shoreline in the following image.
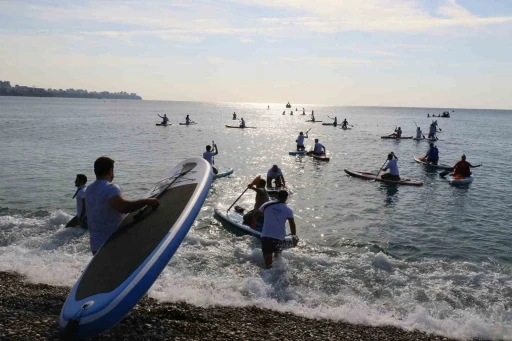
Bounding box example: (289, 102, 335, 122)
(0, 271, 466, 341)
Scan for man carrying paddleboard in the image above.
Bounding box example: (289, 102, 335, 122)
(296, 131, 308, 151)
(267, 165, 286, 188)
(242, 177, 270, 225)
(66, 174, 88, 229)
(85, 157, 159, 255)
(453, 154, 482, 178)
(423, 143, 439, 165)
(381, 152, 400, 181)
(252, 190, 298, 269)
(203, 143, 219, 175)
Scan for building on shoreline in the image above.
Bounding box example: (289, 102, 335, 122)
(0, 80, 142, 100)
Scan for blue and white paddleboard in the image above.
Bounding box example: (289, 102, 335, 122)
(59, 157, 213, 339)
(289, 151, 305, 156)
(213, 168, 234, 180)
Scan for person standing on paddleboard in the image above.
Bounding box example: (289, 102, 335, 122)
(342, 118, 349, 129)
(381, 152, 400, 181)
(203, 143, 219, 175)
(428, 123, 437, 139)
(85, 156, 160, 255)
(452, 154, 482, 178)
(158, 114, 169, 125)
(252, 190, 298, 269)
(65, 174, 88, 229)
(242, 177, 270, 226)
(233, 112, 237, 120)
(423, 143, 439, 165)
(266, 165, 286, 189)
(296, 131, 308, 151)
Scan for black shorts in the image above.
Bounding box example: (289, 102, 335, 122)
(261, 237, 283, 254)
(297, 144, 305, 150)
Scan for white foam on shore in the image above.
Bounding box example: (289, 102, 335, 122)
(1, 211, 511, 340)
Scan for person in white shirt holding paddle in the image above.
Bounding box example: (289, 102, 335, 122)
(296, 130, 309, 151)
(203, 143, 219, 174)
(251, 190, 298, 268)
(380, 152, 400, 181)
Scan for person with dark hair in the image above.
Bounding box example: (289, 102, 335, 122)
(296, 131, 308, 151)
(266, 165, 286, 188)
(85, 156, 159, 255)
(306, 138, 326, 156)
(203, 143, 219, 174)
(251, 190, 298, 269)
(381, 152, 400, 180)
(65, 174, 88, 228)
(453, 154, 482, 178)
(158, 114, 169, 125)
(242, 177, 270, 226)
(423, 143, 439, 165)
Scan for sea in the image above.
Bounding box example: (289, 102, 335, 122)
(0, 97, 511, 340)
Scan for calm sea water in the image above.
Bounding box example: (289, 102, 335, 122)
(0, 97, 511, 340)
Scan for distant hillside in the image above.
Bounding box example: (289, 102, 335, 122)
(0, 81, 142, 100)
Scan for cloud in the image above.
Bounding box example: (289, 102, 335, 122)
(239, 38, 254, 44)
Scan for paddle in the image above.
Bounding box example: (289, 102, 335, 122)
(227, 175, 261, 213)
(374, 158, 389, 180)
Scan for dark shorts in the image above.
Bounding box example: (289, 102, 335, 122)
(261, 237, 283, 254)
(297, 144, 305, 150)
(381, 173, 400, 181)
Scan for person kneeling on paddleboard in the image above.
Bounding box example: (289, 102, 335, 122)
(203, 143, 219, 174)
(416, 127, 423, 139)
(423, 143, 439, 165)
(296, 131, 308, 151)
(267, 165, 286, 189)
(185, 114, 191, 124)
(306, 138, 326, 156)
(86, 156, 160, 255)
(453, 154, 481, 178)
(389, 127, 402, 137)
(381, 152, 400, 181)
(252, 190, 298, 269)
(242, 177, 270, 226)
(240, 118, 246, 128)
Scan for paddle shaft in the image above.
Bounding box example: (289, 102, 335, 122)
(374, 158, 389, 180)
(227, 188, 249, 213)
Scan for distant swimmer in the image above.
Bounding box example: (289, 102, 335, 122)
(242, 177, 269, 226)
(423, 143, 439, 165)
(296, 131, 308, 151)
(251, 190, 298, 269)
(267, 164, 286, 189)
(306, 138, 326, 156)
(453, 154, 482, 178)
(65, 174, 88, 229)
(381, 152, 400, 181)
(342, 119, 349, 129)
(203, 143, 219, 174)
(85, 156, 159, 255)
(389, 127, 402, 137)
(233, 112, 237, 120)
(240, 118, 246, 128)
(158, 114, 169, 125)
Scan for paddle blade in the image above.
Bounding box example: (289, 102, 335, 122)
(250, 175, 261, 186)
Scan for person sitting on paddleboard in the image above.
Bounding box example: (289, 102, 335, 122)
(381, 152, 400, 181)
(416, 127, 423, 139)
(251, 190, 298, 269)
(307, 138, 326, 156)
(296, 131, 308, 151)
(423, 143, 439, 165)
(185, 114, 191, 124)
(240, 118, 246, 128)
(342, 119, 348, 129)
(389, 127, 402, 137)
(233, 112, 237, 120)
(267, 165, 286, 189)
(66, 174, 88, 229)
(428, 123, 437, 139)
(158, 114, 169, 125)
(203, 144, 219, 174)
(453, 154, 482, 178)
(86, 156, 159, 255)
(242, 178, 270, 226)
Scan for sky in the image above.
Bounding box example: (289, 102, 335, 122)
(1, 0, 512, 109)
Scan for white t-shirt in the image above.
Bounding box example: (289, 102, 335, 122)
(267, 168, 282, 179)
(75, 186, 86, 216)
(203, 151, 216, 165)
(297, 135, 306, 145)
(85, 180, 126, 252)
(385, 159, 399, 176)
(259, 201, 294, 240)
(314, 143, 324, 154)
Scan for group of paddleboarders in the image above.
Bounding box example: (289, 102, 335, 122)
(295, 130, 327, 156)
(157, 114, 196, 125)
